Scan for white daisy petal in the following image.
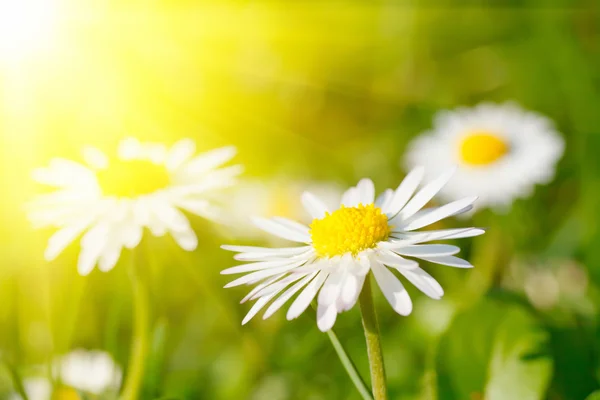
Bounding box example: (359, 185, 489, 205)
(340, 187, 360, 207)
(221, 258, 309, 276)
(242, 294, 277, 325)
(251, 217, 311, 243)
(249, 272, 311, 301)
(317, 302, 338, 332)
(391, 227, 485, 242)
(241, 275, 283, 303)
(224, 263, 304, 288)
(286, 271, 328, 320)
(301, 192, 330, 219)
(398, 196, 478, 231)
(421, 255, 473, 268)
(377, 251, 420, 269)
(356, 178, 375, 204)
(396, 266, 444, 299)
(396, 167, 456, 220)
(393, 244, 460, 257)
(171, 226, 198, 251)
(263, 271, 318, 319)
(339, 272, 364, 312)
(233, 247, 312, 262)
(98, 244, 123, 272)
(375, 189, 393, 209)
(371, 262, 412, 316)
(167, 138, 196, 171)
(82, 146, 109, 170)
(44, 219, 94, 261)
(182, 146, 237, 176)
(318, 271, 345, 306)
(384, 166, 425, 216)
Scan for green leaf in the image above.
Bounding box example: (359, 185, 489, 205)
(586, 391, 600, 400)
(436, 298, 553, 400)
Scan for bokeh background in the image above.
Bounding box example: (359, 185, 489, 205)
(1, 1, 599, 399)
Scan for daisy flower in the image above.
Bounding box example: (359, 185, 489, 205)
(28, 137, 241, 275)
(8, 377, 51, 400)
(405, 102, 564, 210)
(55, 349, 122, 395)
(221, 168, 483, 332)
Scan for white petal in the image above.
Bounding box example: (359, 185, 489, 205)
(339, 272, 364, 312)
(317, 302, 338, 332)
(167, 139, 196, 171)
(252, 217, 311, 243)
(44, 221, 91, 261)
(249, 272, 311, 301)
(241, 275, 283, 303)
(221, 257, 309, 276)
(301, 192, 330, 219)
(384, 167, 424, 216)
(98, 245, 123, 272)
(233, 247, 312, 261)
(377, 251, 420, 269)
(77, 244, 103, 276)
(318, 271, 345, 306)
(118, 137, 142, 160)
(175, 199, 212, 218)
(393, 244, 460, 257)
(420, 255, 473, 268)
(221, 244, 309, 253)
(375, 189, 393, 209)
(152, 203, 191, 233)
(121, 224, 143, 249)
(263, 272, 318, 319)
(396, 167, 456, 220)
(224, 263, 303, 288)
(397, 267, 444, 299)
(182, 146, 237, 175)
(82, 146, 109, 170)
(171, 226, 198, 251)
(286, 271, 328, 320)
(371, 262, 412, 316)
(242, 294, 276, 325)
(341, 187, 360, 207)
(398, 196, 478, 231)
(391, 228, 485, 242)
(356, 178, 375, 205)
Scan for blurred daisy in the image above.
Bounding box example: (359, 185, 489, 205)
(8, 377, 51, 400)
(405, 102, 564, 210)
(222, 168, 484, 331)
(28, 137, 241, 275)
(55, 349, 122, 395)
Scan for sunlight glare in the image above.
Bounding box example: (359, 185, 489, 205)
(0, 0, 60, 62)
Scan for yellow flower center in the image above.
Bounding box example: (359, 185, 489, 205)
(310, 203, 390, 258)
(52, 386, 81, 400)
(459, 132, 509, 166)
(96, 159, 171, 198)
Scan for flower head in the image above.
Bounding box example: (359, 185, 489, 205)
(222, 168, 483, 332)
(29, 137, 241, 275)
(56, 349, 122, 395)
(405, 102, 564, 210)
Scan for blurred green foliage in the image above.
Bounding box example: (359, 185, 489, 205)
(1, 1, 600, 399)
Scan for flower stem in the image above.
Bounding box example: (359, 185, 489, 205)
(358, 274, 388, 400)
(325, 328, 373, 400)
(5, 362, 29, 400)
(120, 250, 150, 400)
